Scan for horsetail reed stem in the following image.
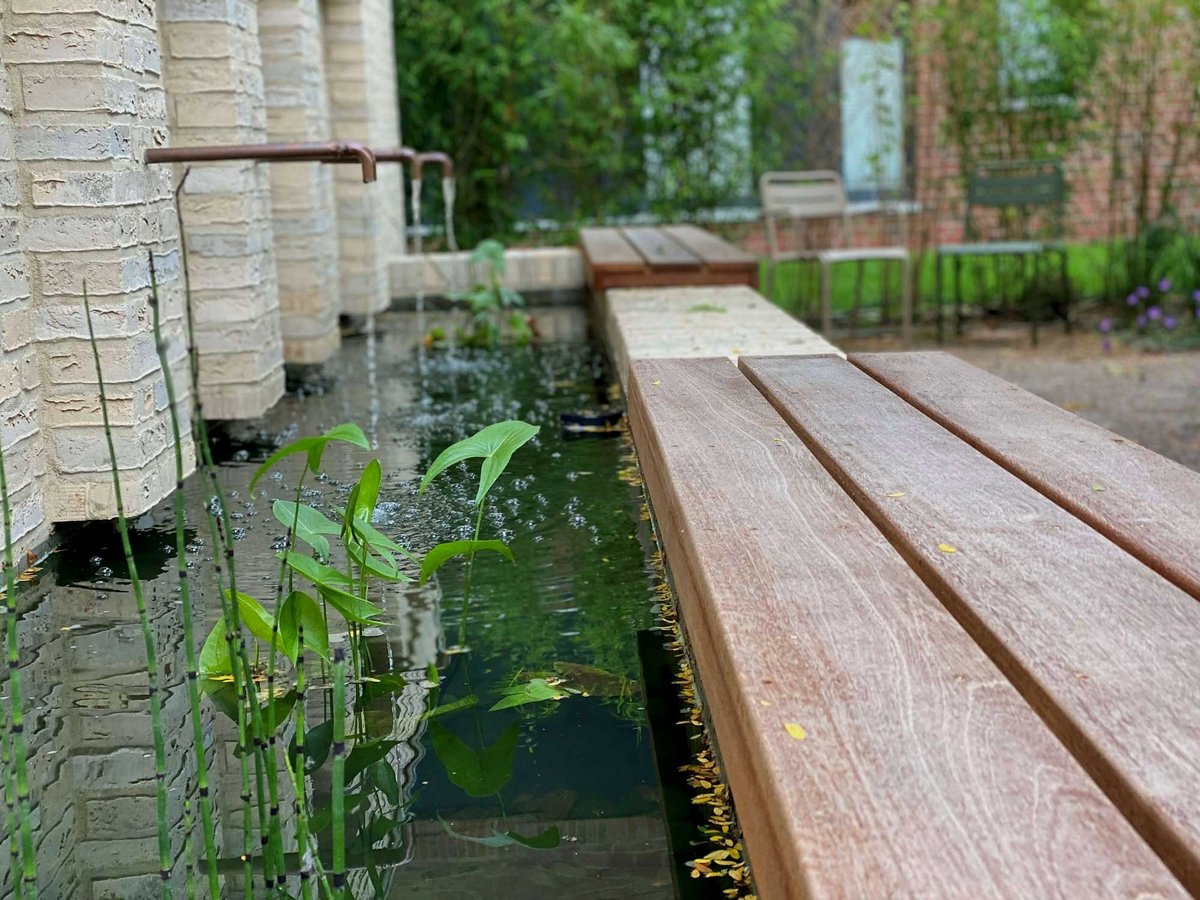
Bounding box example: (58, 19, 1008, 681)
(292, 621, 313, 900)
(331, 646, 347, 897)
(148, 253, 221, 898)
(175, 174, 282, 890)
(83, 285, 172, 898)
(184, 796, 195, 900)
(3, 726, 24, 900)
(0, 432, 35, 898)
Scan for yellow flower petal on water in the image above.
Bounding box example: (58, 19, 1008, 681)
(784, 722, 807, 741)
(887, 491, 906, 498)
(937, 543, 959, 554)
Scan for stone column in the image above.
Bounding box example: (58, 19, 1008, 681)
(0, 41, 46, 556)
(2, 0, 194, 526)
(322, 0, 405, 316)
(257, 0, 342, 364)
(158, 0, 285, 418)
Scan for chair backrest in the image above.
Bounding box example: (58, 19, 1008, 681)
(760, 170, 848, 220)
(965, 159, 1065, 239)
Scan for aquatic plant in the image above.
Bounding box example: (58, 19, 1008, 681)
(447, 239, 533, 348)
(84, 285, 173, 899)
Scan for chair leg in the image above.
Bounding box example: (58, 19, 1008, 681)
(901, 256, 913, 347)
(820, 260, 833, 338)
(935, 253, 945, 344)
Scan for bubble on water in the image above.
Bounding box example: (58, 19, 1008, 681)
(232, 449, 250, 462)
(271, 538, 288, 551)
(566, 471, 578, 482)
(230, 512, 244, 521)
(567, 514, 587, 529)
(96, 566, 113, 578)
(89, 556, 103, 566)
(231, 528, 248, 541)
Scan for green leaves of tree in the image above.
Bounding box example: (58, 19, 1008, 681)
(420, 420, 539, 505)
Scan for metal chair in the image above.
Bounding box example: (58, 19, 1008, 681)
(935, 159, 1071, 344)
(760, 170, 912, 344)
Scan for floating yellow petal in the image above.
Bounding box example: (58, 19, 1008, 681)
(938, 543, 959, 554)
(887, 491, 906, 498)
(784, 722, 807, 741)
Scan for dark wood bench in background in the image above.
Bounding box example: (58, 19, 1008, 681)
(629, 350, 1200, 898)
(580, 224, 758, 293)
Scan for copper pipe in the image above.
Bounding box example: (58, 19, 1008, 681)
(374, 146, 418, 169)
(144, 141, 377, 183)
(412, 151, 455, 181)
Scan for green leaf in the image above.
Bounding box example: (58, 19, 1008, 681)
(370, 759, 401, 807)
(345, 536, 409, 583)
(422, 695, 478, 721)
(272, 500, 339, 558)
(344, 740, 399, 784)
(489, 678, 569, 711)
(280, 552, 383, 624)
(419, 421, 540, 506)
(419, 540, 513, 585)
(278, 590, 330, 663)
(354, 459, 382, 522)
(249, 423, 369, 492)
(346, 516, 421, 565)
(291, 719, 333, 774)
(199, 620, 231, 677)
(429, 721, 519, 798)
(230, 591, 276, 648)
(437, 815, 560, 851)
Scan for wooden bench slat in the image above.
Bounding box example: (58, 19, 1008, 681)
(629, 356, 1179, 899)
(621, 226, 702, 269)
(579, 226, 645, 272)
(852, 350, 1200, 602)
(741, 353, 1200, 892)
(660, 224, 756, 268)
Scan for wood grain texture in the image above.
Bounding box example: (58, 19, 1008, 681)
(621, 226, 702, 269)
(579, 226, 645, 271)
(852, 350, 1200, 602)
(741, 354, 1200, 892)
(628, 356, 1181, 899)
(661, 224, 757, 268)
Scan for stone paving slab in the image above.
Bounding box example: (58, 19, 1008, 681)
(599, 285, 840, 389)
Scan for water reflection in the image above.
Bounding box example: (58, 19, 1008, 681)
(2, 308, 675, 899)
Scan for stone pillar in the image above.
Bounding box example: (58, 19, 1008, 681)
(257, 0, 342, 364)
(2, 0, 194, 526)
(158, 0, 285, 418)
(322, 0, 405, 315)
(0, 42, 46, 556)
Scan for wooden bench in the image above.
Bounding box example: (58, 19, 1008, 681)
(629, 352, 1200, 897)
(580, 224, 758, 293)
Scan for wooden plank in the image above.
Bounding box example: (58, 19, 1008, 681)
(628, 356, 1180, 899)
(852, 350, 1200, 602)
(660, 224, 756, 269)
(621, 226, 702, 269)
(579, 226, 645, 272)
(741, 354, 1200, 892)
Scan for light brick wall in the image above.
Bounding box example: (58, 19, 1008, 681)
(0, 37, 47, 554)
(159, 0, 285, 418)
(322, 0, 405, 316)
(258, 0, 342, 364)
(2, 0, 195, 530)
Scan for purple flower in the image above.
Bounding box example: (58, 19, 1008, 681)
(1159, 278, 1172, 293)
(1137, 285, 1152, 299)
(1164, 315, 1178, 330)
(1098, 318, 1113, 333)
(1137, 313, 1148, 328)
(1126, 293, 1140, 306)
(1147, 305, 1162, 320)
(1192, 289, 1200, 302)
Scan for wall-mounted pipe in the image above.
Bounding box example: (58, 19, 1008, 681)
(144, 141, 378, 183)
(373, 146, 418, 169)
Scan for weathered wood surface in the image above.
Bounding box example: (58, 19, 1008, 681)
(852, 350, 1200, 602)
(580, 225, 758, 292)
(661, 224, 757, 269)
(600, 286, 839, 392)
(621, 226, 701, 270)
(742, 354, 1200, 892)
(628, 356, 1180, 899)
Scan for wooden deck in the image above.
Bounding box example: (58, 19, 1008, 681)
(580, 224, 759, 292)
(629, 351, 1200, 898)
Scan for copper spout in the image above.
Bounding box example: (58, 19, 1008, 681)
(412, 151, 455, 181)
(144, 141, 378, 183)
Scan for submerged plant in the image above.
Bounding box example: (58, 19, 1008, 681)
(446, 239, 533, 348)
